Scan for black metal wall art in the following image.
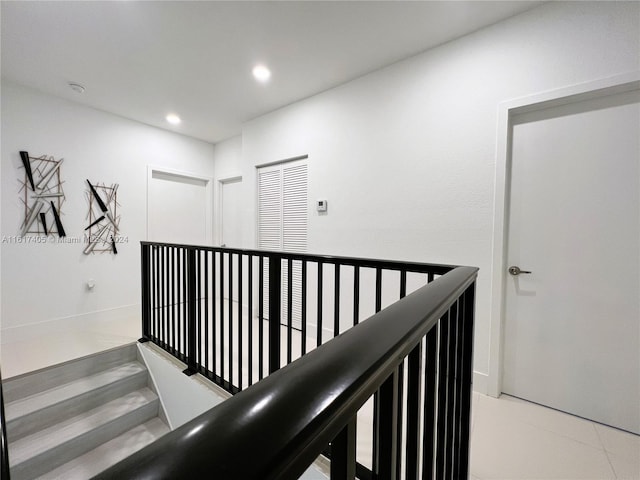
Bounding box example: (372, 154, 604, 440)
(84, 180, 120, 255)
(19, 151, 66, 237)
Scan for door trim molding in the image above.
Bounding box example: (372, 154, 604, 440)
(146, 165, 214, 243)
(488, 71, 640, 397)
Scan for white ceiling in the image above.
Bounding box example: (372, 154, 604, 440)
(1, 1, 543, 144)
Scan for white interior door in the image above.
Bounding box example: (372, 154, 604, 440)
(220, 177, 242, 248)
(219, 176, 243, 303)
(257, 160, 308, 328)
(148, 169, 210, 245)
(503, 89, 640, 433)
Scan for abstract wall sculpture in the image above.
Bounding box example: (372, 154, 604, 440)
(84, 180, 120, 255)
(19, 151, 66, 237)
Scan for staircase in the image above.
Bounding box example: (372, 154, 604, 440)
(3, 343, 169, 480)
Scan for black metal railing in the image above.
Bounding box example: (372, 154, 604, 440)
(138, 242, 455, 394)
(99, 256, 477, 479)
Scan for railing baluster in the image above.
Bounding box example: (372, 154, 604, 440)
(287, 259, 293, 364)
(176, 247, 181, 354)
(197, 250, 202, 368)
(330, 416, 357, 480)
(435, 313, 450, 479)
(371, 267, 383, 479)
(457, 285, 475, 479)
(248, 254, 254, 387)
(156, 246, 161, 345)
(268, 254, 282, 374)
(204, 251, 209, 374)
(353, 266, 360, 326)
(171, 247, 177, 355)
(139, 244, 150, 342)
(301, 260, 307, 356)
(183, 248, 197, 376)
(423, 328, 438, 480)
(397, 270, 408, 480)
(238, 254, 243, 391)
(375, 267, 382, 313)
(182, 249, 187, 360)
(259, 256, 264, 380)
(452, 298, 463, 479)
(161, 246, 166, 347)
(174, 249, 178, 355)
(211, 251, 218, 377)
(334, 263, 340, 336)
(406, 343, 422, 479)
(167, 246, 171, 347)
(448, 300, 460, 478)
(229, 253, 234, 388)
(317, 261, 324, 347)
(153, 246, 158, 342)
(220, 251, 225, 384)
(396, 361, 405, 480)
(375, 369, 399, 480)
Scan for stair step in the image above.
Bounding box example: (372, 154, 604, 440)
(6, 362, 148, 442)
(35, 418, 170, 480)
(9, 388, 159, 480)
(3, 344, 138, 403)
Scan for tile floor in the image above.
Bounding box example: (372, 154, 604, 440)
(469, 392, 639, 480)
(2, 324, 638, 479)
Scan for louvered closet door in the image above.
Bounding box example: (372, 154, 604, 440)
(282, 163, 307, 329)
(257, 160, 308, 329)
(258, 168, 282, 251)
(258, 167, 282, 324)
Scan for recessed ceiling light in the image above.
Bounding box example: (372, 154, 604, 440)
(252, 64, 271, 83)
(166, 114, 181, 125)
(68, 82, 85, 94)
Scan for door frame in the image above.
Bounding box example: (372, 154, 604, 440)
(216, 173, 243, 246)
(146, 165, 214, 244)
(487, 71, 640, 398)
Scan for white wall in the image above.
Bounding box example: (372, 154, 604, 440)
(137, 343, 226, 430)
(213, 2, 640, 392)
(0, 82, 215, 338)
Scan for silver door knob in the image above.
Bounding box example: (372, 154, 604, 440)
(508, 266, 532, 276)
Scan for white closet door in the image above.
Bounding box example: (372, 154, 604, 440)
(282, 163, 308, 329)
(257, 160, 308, 329)
(282, 163, 308, 253)
(258, 167, 283, 251)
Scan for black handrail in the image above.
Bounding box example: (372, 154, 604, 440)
(1, 367, 10, 480)
(96, 266, 477, 480)
(140, 240, 456, 275)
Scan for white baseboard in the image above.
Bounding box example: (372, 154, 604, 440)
(1, 304, 140, 345)
(473, 370, 490, 395)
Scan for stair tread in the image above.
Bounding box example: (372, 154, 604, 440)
(9, 388, 158, 466)
(5, 362, 146, 421)
(3, 344, 138, 404)
(35, 418, 169, 480)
